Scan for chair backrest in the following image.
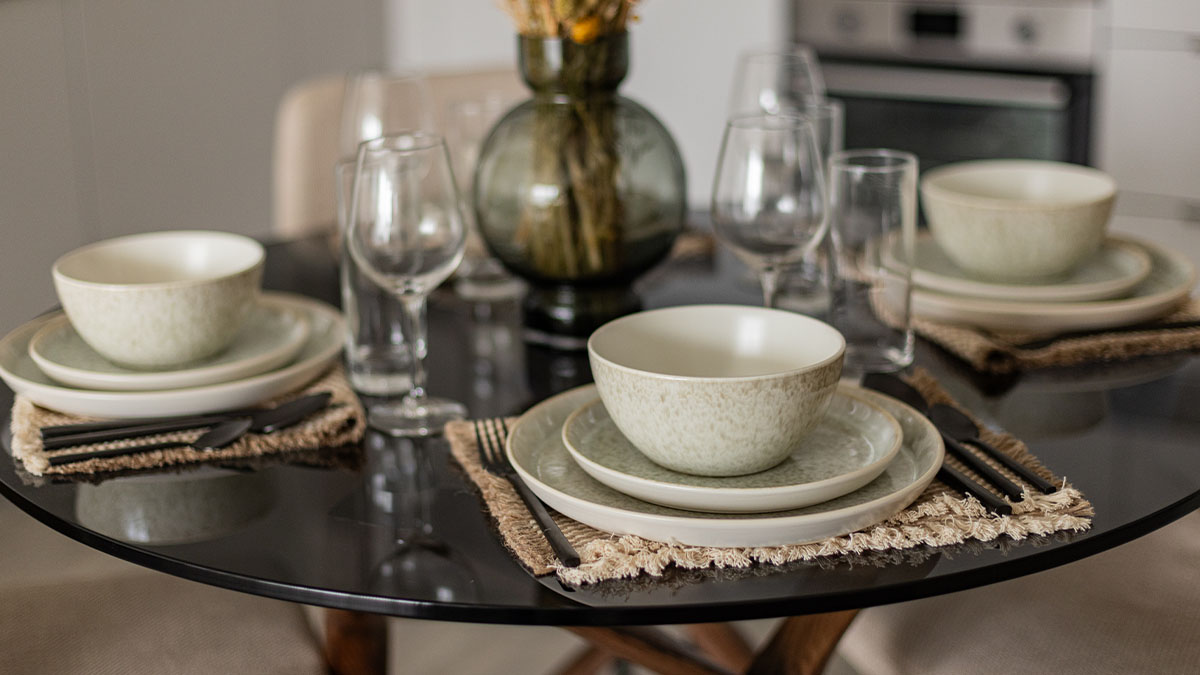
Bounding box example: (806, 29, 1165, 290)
(271, 68, 523, 240)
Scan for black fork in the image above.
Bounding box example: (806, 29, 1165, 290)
(473, 418, 581, 568)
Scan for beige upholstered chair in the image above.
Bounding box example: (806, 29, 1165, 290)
(0, 500, 325, 675)
(271, 68, 523, 240)
(838, 510, 1200, 675)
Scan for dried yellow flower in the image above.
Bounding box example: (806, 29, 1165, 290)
(570, 15, 603, 43)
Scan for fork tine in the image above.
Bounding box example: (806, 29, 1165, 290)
(483, 418, 503, 466)
(473, 419, 493, 472)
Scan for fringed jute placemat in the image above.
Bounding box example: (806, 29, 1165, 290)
(9, 365, 365, 477)
(445, 368, 1093, 586)
(914, 297, 1200, 374)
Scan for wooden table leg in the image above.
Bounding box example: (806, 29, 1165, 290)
(324, 608, 388, 675)
(746, 610, 859, 675)
(685, 623, 754, 673)
(566, 626, 732, 675)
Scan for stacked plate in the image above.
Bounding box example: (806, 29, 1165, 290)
(894, 232, 1197, 333)
(503, 383, 945, 548)
(0, 291, 344, 418)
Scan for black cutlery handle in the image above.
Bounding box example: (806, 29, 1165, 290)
(43, 416, 229, 450)
(961, 438, 1058, 494)
(48, 439, 189, 467)
(509, 476, 581, 568)
(41, 410, 250, 440)
(938, 465, 1012, 516)
(941, 433, 1026, 501)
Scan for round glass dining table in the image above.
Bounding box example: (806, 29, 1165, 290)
(2, 234, 1199, 672)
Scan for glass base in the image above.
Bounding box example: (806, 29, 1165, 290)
(522, 284, 642, 351)
(368, 396, 467, 437)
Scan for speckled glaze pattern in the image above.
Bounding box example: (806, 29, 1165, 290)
(504, 384, 944, 547)
(29, 298, 308, 391)
(920, 160, 1117, 281)
(590, 353, 844, 476)
(54, 265, 262, 369)
(894, 233, 1152, 302)
(560, 387, 902, 512)
(923, 196, 1113, 281)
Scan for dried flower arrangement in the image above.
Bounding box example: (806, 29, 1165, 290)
(493, 1, 643, 279)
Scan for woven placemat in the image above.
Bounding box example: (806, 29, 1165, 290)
(446, 368, 1094, 585)
(914, 297, 1200, 374)
(9, 365, 365, 477)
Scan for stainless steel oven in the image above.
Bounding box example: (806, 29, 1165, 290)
(792, 0, 1100, 172)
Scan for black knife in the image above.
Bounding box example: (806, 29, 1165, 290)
(43, 391, 333, 449)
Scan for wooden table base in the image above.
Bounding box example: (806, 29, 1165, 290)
(324, 608, 859, 675)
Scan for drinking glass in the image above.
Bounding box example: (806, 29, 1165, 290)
(338, 71, 435, 396)
(827, 149, 919, 376)
(728, 46, 826, 118)
(345, 133, 468, 436)
(712, 114, 829, 308)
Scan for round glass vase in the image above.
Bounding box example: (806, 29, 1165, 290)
(473, 33, 687, 349)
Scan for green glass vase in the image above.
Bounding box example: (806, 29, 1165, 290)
(473, 33, 687, 349)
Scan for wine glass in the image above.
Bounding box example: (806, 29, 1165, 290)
(339, 70, 435, 159)
(728, 46, 826, 118)
(346, 132, 468, 436)
(711, 113, 829, 308)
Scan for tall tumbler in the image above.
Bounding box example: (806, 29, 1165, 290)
(336, 71, 433, 395)
(827, 149, 918, 376)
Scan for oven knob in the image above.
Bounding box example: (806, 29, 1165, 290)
(1014, 18, 1037, 44)
(836, 9, 861, 35)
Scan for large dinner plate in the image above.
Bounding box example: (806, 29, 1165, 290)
(890, 233, 1153, 303)
(561, 386, 903, 513)
(508, 384, 943, 548)
(28, 296, 311, 391)
(909, 236, 1196, 333)
(0, 291, 342, 418)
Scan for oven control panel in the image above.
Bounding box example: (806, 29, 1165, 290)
(794, 0, 1098, 71)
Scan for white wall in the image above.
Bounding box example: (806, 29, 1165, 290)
(385, 0, 785, 210)
(0, 0, 384, 333)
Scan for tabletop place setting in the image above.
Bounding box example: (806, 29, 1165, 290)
(2, 16, 1197, 600)
(0, 230, 364, 477)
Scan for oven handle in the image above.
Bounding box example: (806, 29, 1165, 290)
(822, 63, 1071, 110)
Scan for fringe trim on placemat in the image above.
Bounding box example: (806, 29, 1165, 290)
(9, 365, 365, 477)
(445, 368, 1093, 585)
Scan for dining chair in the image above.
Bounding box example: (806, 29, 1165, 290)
(271, 67, 524, 241)
(0, 499, 326, 675)
(836, 510, 1200, 675)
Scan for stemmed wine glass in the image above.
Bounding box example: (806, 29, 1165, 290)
(711, 113, 829, 308)
(728, 47, 826, 118)
(345, 132, 468, 436)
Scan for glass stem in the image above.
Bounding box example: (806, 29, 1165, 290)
(760, 265, 782, 309)
(399, 293, 429, 403)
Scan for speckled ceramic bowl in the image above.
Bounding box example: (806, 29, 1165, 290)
(920, 160, 1117, 281)
(587, 305, 846, 477)
(52, 231, 264, 369)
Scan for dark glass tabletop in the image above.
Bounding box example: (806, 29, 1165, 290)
(2, 234, 1198, 626)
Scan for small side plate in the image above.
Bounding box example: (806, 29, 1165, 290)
(561, 387, 903, 513)
(887, 233, 1153, 303)
(29, 296, 311, 391)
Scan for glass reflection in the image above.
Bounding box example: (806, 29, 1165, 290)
(364, 433, 478, 602)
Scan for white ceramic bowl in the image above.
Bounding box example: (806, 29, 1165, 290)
(920, 160, 1117, 280)
(52, 230, 264, 369)
(587, 305, 846, 477)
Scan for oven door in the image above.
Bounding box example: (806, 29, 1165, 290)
(820, 61, 1093, 172)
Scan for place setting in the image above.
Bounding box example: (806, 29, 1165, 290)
(446, 305, 1093, 586)
(0, 230, 364, 477)
(896, 159, 1200, 373)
